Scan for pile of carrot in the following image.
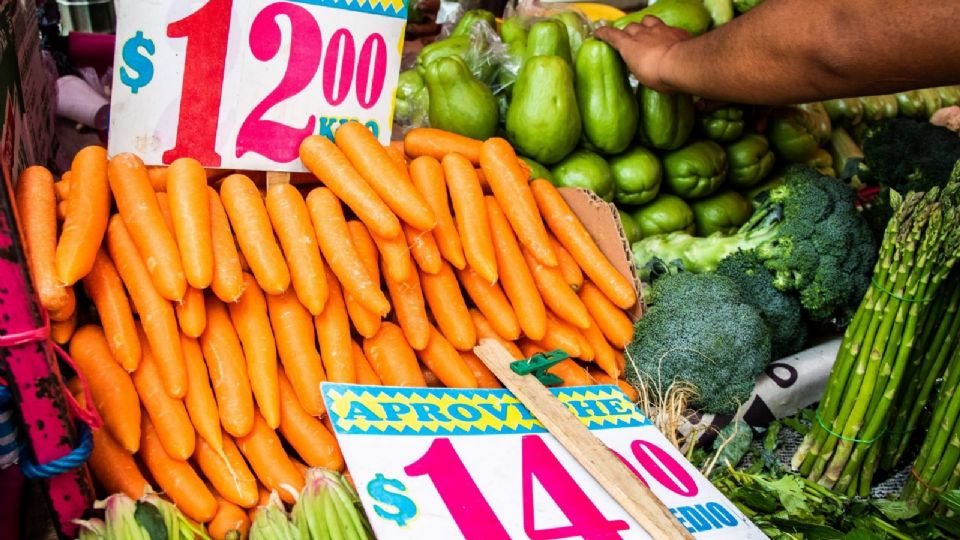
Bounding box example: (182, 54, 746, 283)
(15, 124, 639, 538)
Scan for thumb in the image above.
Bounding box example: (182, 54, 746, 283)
(594, 26, 633, 52)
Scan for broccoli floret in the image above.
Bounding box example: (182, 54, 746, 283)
(633, 165, 877, 324)
(716, 251, 807, 358)
(626, 273, 771, 415)
(860, 118, 960, 193)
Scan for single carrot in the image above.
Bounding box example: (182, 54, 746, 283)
(459, 351, 504, 387)
(485, 197, 546, 340)
(382, 264, 430, 351)
(579, 281, 635, 349)
(518, 338, 545, 358)
(306, 188, 390, 317)
(522, 247, 591, 329)
(458, 267, 520, 341)
(108, 153, 187, 301)
(408, 156, 466, 270)
(278, 370, 344, 471)
(617, 378, 640, 403)
(201, 298, 255, 438)
(536, 314, 582, 358)
(229, 273, 280, 429)
(370, 227, 415, 284)
(147, 166, 168, 192)
(176, 286, 207, 338)
(335, 122, 436, 231)
(314, 268, 354, 383)
(50, 312, 77, 344)
(54, 174, 70, 201)
(220, 174, 290, 295)
(441, 154, 497, 283)
(474, 168, 490, 193)
(208, 187, 245, 302)
(518, 339, 595, 387)
(168, 158, 214, 289)
(352, 341, 382, 385)
(299, 135, 401, 239)
(418, 326, 478, 388)
(15, 165, 71, 312)
(469, 309, 525, 359)
(82, 250, 141, 371)
(236, 413, 305, 504)
(56, 199, 68, 222)
(248, 487, 272, 523)
(421, 365, 442, 387)
(363, 322, 426, 387)
(196, 434, 259, 509)
(389, 140, 406, 157)
(133, 325, 195, 459)
(479, 139, 557, 267)
(587, 369, 640, 401)
(266, 288, 327, 416)
(71, 325, 141, 452)
(614, 349, 626, 373)
(404, 128, 482, 164)
(108, 217, 186, 397)
(47, 288, 76, 322)
(181, 335, 224, 455)
(266, 184, 328, 315)
(384, 144, 409, 174)
(140, 416, 218, 523)
(344, 221, 382, 338)
(582, 312, 619, 379)
(88, 426, 151, 499)
(404, 224, 442, 275)
(208, 498, 251, 540)
(551, 236, 583, 291)
(530, 179, 637, 309)
(56, 145, 110, 285)
(420, 262, 476, 350)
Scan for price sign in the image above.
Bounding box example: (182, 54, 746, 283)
(321, 384, 766, 539)
(108, 0, 406, 171)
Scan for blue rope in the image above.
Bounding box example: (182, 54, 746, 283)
(0, 384, 11, 406)
(20, 423, 93, 479)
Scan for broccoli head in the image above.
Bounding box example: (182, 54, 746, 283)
(860, 118, 960, 193)
(626, 273, 771, 415)
(633, 165, 877, 324)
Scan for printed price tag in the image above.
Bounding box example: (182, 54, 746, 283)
(322, 384, 766, 539)
(108, 0, 406, 171)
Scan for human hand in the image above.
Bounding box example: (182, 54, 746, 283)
(595, 16, 692, 94)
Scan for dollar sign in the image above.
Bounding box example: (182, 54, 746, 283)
(366, 473, 417, 527)
(120, 31, 155, 94)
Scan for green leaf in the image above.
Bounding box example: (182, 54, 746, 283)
(764, 421, 782, 453)
(134, 501, 168, 540)
(870, 500, 919, 521)
(938, 488, 960, 514)
(712, 420, 754, 470)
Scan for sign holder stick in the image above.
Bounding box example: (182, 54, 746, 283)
(473, 339, 694, 540)
(266, 171, 291, 187)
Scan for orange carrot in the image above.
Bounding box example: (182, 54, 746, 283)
(133, 326, 195, 459)
(474, 168, 490, 193)
(469, 309, 525, 359)
(56, 145, 110, 285)
(344, 221, 382, 338)
(266, 184, 328, 315)
(147, 166, 168, 192)
(352, 341, 382, 385)
(370, 227, 415, 284)
(442, 153, 497, 283)
(228, 273, 280, 429)
(537, 314, 582, 358)
(88, 427, 150, 499)
(201, 298, 255, 438)
(56, 199, 68, 222)
(531, 179, 637, 309)
(208, 498, 251, 540)
(108, 216, 186, 397)
(266, 288, 327, 416)
(181, 335, 223, 454)
(382, 264, 430, 351)
(384, 144, 409, 173)
(460, 351, 504, 387)
(306, 188, 390, 317)
(248, 488, 272, 523)
(176, 286, 207, 338)
(314, 268, 354, 383)
(458, 267, 521, 341)
(335, 122, 436, 231)
(363, 322, 427, 387)
(421, 365, 442, 387)
(479, 139, 556, 267)
(82, 249, 141, 371)
(71, 325, 141, 452)
(582, 313, 619, 379)
(167, 158, 213, 289)
(518, 339, 545, 358)
(299, 135, 401, 239)
(551, 236, 583, 291)
(420, 262, 476, 350)
(208, 187, 245, 302)
(409, 156, 466, 270)
(108, 153, 187, 301)
(47, 288, 76, 322)
(50, 312, 76, 344)
(587, 369, 640, 401)
(404, 128, 482, 164)
(15, 166, 71, 312)
(522, 247, 591, 329)
(236, 413, 305, 504)
(579, 281, 634, 349)
(418, 326, 478, 388)
(220, 174, 290, 295)
(278, 370, 344, 471)
(54, 174, 70, 201)
(485, 197, 546, 340)
(519, 339, 595, 387)
(404, 224, 442, 275)
(140, 416, 217, 522)
(196, 434, 259, 509)
(614, 349, 626, 373)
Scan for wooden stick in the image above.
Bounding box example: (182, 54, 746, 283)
(266, 171, 291, 187)
(473, 339, 693, 540)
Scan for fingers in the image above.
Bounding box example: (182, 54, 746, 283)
(641, 15, 665, 28)
(594, 26, 633, 51)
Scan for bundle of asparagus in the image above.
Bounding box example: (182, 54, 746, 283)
(792, 168, 960, 496)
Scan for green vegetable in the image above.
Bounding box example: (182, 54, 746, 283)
(726, 134, 775, 188)
(633, 165, 877, 322)
(703, 0, 735, 26)
(550, 11, 590, 59)
(937, 85, 960, 107)
(575, 39, 638, 155)
(395, 70, 429, 126)
(293, 468, 374, 540)
(520, 156, 554, 182)
(917, 87, 944, 118)
(895, 90, 926, 118)
(612, 0, 712, 36)
(710, 420, 753, 470)
(859, 94, 899, 122)
(638, 87, 695, 150)
(550, 150, 616, 201)
(732, 0, 763, 13)
(860, 118, 960, 194)
(424, 56, 499, 140)
(450, 9, 496, 37)
(525, 20, 573, 66)
(803, 147, 835, 177)
(499, 16, 528, 44)
(497, 38, 526, 94)
(97, 494, 151, 540)
(618, 209, 642, 244)
(626, 272, 771, 414)
(826, 126, 863, 181)
(821, 97, 863, 126)
(691, 190, 753, 236)
(250, 492, 299, 540)
(662, 140, 727, 199)
(611, 147, 662, 206)
(744, 173, 785, 206)
(506, 55, 581, 165)
(415, 36, 471, 75)
(76, 519, 106, 540)
(699, 106, 744, 143)
(766, 105, 831, 162)
(632, 193, 695, 237)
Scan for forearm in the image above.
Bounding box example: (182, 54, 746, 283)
(659, 0, 960, 105)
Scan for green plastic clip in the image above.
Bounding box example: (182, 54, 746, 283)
(510, 349, 569, 386)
